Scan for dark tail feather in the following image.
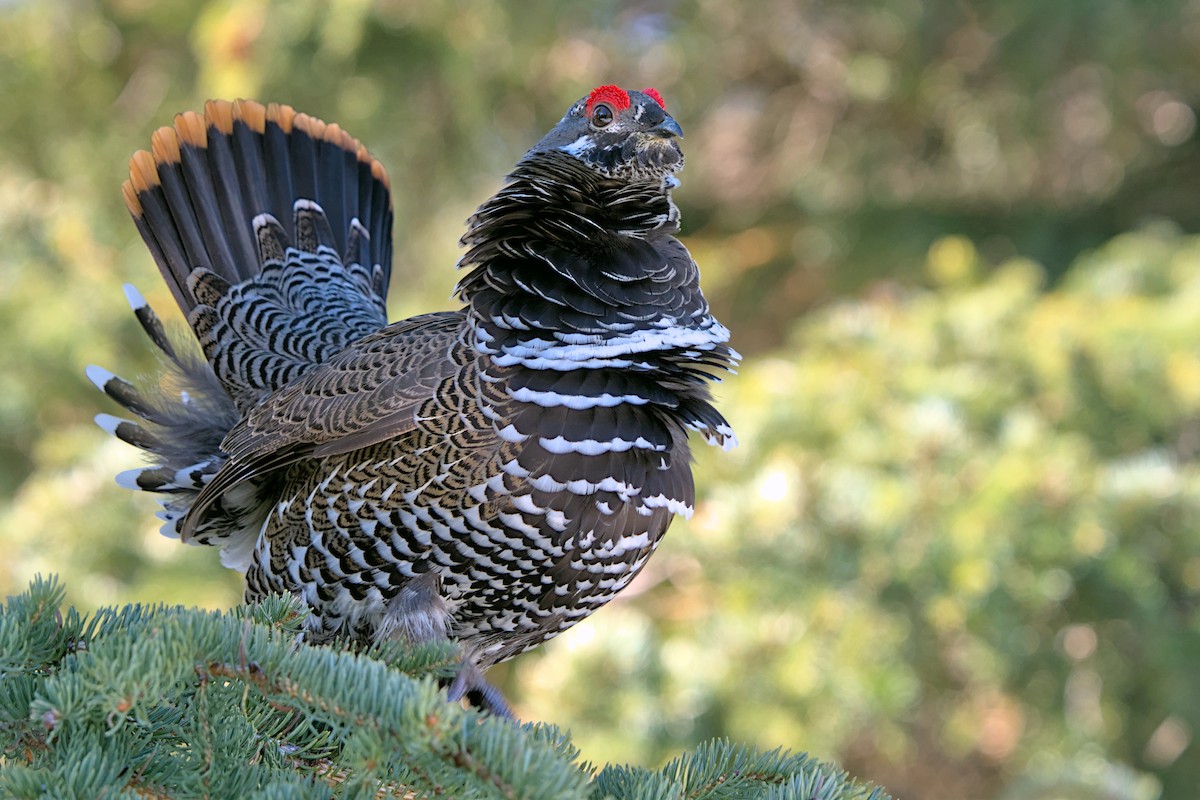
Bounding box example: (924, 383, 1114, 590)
(88, 285, 263, 568)
(121, 99, 394, 320)
(104, 101, 395, 563)
(88, 285, 238, 470)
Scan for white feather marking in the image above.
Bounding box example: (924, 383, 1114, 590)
(94, 413, 126, 436)
(510, 386, 649, 409)
(528, 473, 565, 492)
(538, 434, 664, 455)
(217, 519, 264, 573)
(687, 420, 739, 450)
(501, 459, 531, 479)
(491, 320, 730, 371)
(491, 353, 636, 371)
(642, 492, 695, 519)
(85, 365, 116, 391)
(607, 531, 651, 556)
(496, 423, 528, 443)
(251, 212, 281, 230)
(122, 283, 147, 310)
(115, 468, 143, 490)
(511, 494, 543, 515)
(497, 511, 546, 540)
(561, 135, 592, 156)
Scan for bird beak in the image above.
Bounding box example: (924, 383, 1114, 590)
(651, 115, 684, 139)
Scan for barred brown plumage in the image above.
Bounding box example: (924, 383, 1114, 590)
(91, 87, 737, 717)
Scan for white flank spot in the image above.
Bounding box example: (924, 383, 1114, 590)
(496, 423, 528, 443)
(486, 472, 510, 494)
(528, 473, 565, 493)
(498, 459, 530, 480)
(511, 494, 543, 515)
(317, 466, 342, 492)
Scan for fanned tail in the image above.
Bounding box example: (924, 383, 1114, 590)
(121, 99, 394, 409)
(94, 100, 396, 563)
(123, 99, 393, 320)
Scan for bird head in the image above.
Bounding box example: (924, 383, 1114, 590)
(528, 85, 684, 181)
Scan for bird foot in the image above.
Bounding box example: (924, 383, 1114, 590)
(446, 662, 514, 720)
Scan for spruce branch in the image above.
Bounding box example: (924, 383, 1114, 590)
(0, 577, 892, 800)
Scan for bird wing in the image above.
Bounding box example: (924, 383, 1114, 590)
(180, 310, 469, 539)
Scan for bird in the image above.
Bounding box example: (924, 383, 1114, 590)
(90, 87, 736, 716)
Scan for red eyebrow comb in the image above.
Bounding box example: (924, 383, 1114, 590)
(586, 85, 632, 114)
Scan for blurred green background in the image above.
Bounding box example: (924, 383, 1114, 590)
(2, 1, 1198, 798)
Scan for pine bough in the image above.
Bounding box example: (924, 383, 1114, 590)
(0, 577, 890, 800)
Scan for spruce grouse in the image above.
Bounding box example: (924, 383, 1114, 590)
(91, 87, 736, 716)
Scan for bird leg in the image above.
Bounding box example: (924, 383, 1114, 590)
(446, 661, 514, 720)
(379, 570, 514, 720)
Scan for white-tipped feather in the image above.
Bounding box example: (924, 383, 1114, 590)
(251, 212, 281, 230)
(123, 283, 147, 310)
(85, 364, 116, 391)
(115, 468, 144, 490)
(94, 413, 126, 436)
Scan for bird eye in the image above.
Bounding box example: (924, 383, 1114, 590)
(590, 103, 614, 128)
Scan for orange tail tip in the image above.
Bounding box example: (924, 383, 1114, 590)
(122, 99, 395, 318)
